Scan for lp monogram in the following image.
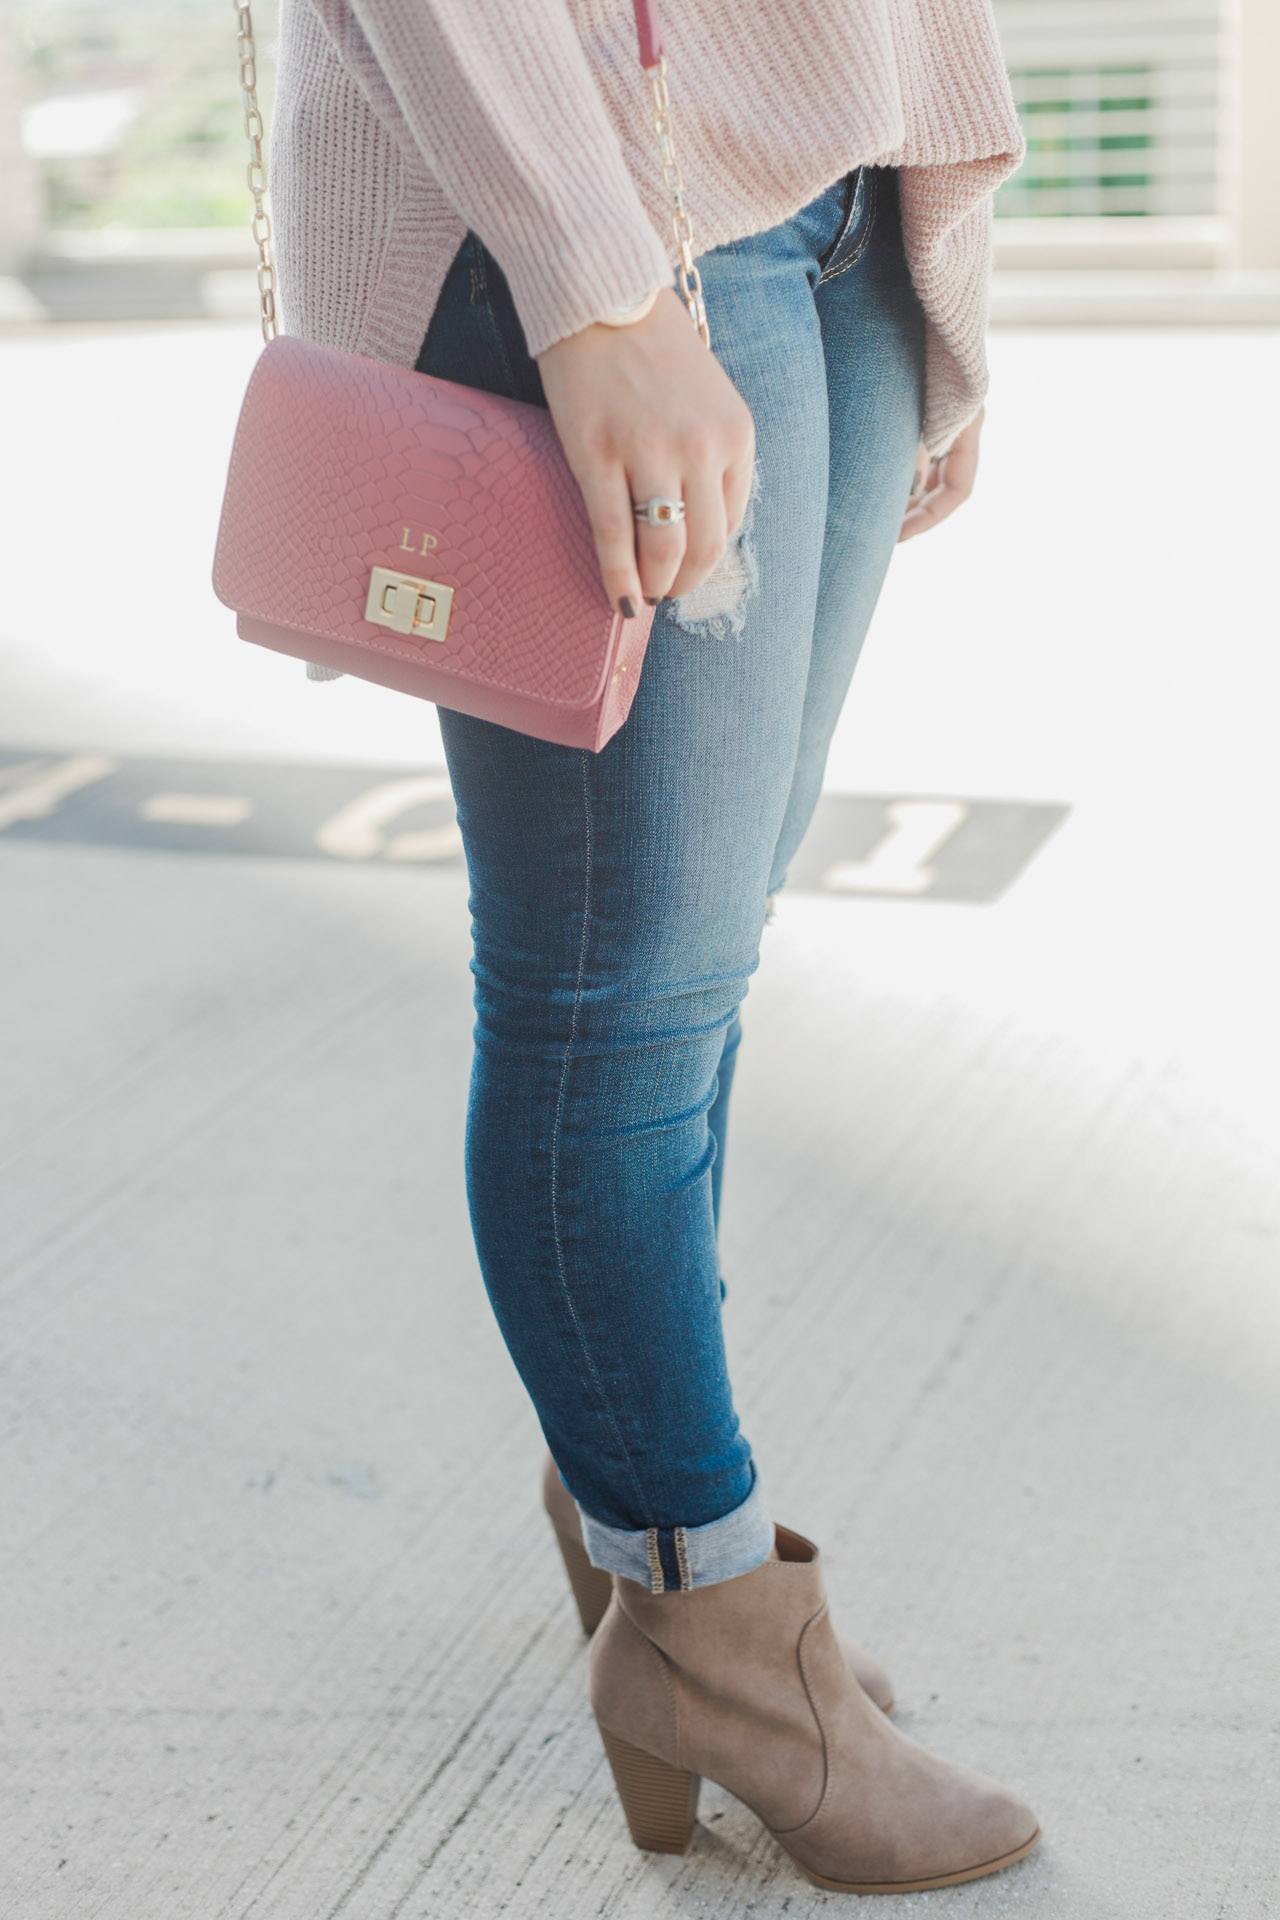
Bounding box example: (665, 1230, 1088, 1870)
(399, 527, 438, 556)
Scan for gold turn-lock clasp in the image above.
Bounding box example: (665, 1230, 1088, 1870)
(364, 566, 454, 643)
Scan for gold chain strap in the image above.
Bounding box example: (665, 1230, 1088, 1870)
(234, 6, 703, 350)
(646, 57, 710, 346)
(235, 0, 277, 342)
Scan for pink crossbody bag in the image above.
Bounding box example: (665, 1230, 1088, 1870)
(213, 0, 706, 752)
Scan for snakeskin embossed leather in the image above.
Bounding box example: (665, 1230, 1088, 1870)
(213, 336, 654, 752)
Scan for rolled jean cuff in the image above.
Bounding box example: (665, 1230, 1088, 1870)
(578, 1475, 774, 1593)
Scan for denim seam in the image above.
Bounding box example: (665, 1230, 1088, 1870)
(645, 1529, 664, 1594)
(815, 168, 859, 282)
(547, 752, 649, 1527)
(581, 1475, 774, 1588)
(817, 169, 878, 285)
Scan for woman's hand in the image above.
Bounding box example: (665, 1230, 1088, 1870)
(537, 288, 756, 613)
(898, 409, 984, 543)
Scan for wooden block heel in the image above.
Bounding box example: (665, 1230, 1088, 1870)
(598, 1726, 701, 1854)
(553, 1526, 613, 1634)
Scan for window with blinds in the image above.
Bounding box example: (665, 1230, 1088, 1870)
(992, 0, 1226, 217)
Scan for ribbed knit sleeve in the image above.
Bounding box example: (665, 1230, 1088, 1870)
(341, 0, 672, 355)
(275, 0, 1025, 442)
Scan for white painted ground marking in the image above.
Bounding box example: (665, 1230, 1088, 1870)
(139, 793, 255, 826)
(0, 760, 46, 790)
(821, 799, 970, 897)
(314, 775, 463, 863)
(0, 755, 118, 833)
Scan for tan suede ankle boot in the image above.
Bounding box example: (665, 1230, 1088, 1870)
(588, 1524, 1039, 1893)
(542, 1453, 615, 1632)
(541, 1454, 894, 1712)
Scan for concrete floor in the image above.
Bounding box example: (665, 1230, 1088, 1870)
(1, 325, 1278, 1918)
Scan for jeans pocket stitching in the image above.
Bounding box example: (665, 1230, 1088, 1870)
(815, 170, 859, 280)
(817, 169, 879, 285)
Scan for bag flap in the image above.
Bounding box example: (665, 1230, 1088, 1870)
(213, 335, 620, 712)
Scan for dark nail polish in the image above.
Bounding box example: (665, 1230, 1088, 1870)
(645, 596, 660, 607)
(619, 596, 637, 620)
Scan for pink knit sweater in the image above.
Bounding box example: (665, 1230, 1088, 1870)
(271, 1, 1023, 452)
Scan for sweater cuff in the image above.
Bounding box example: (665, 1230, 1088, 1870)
(488, 208, 673, 358)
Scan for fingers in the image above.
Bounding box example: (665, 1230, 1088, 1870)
(629, 477, 688, 603)
(577, 460, 645, 615)
(937, 413, 981, 506)
(578, 458, 725, 612)
(723, 426, 756, 538)
(898, 465, 953, 542)
(633, 413, 752, 603)
(666, 460, 727, 599)
(597, 440, 741, 609)
(535, 291, 757, 613)
(897, 412, 983, 544)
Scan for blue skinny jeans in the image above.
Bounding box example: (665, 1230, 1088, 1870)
(418, 168, 925, 1591)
